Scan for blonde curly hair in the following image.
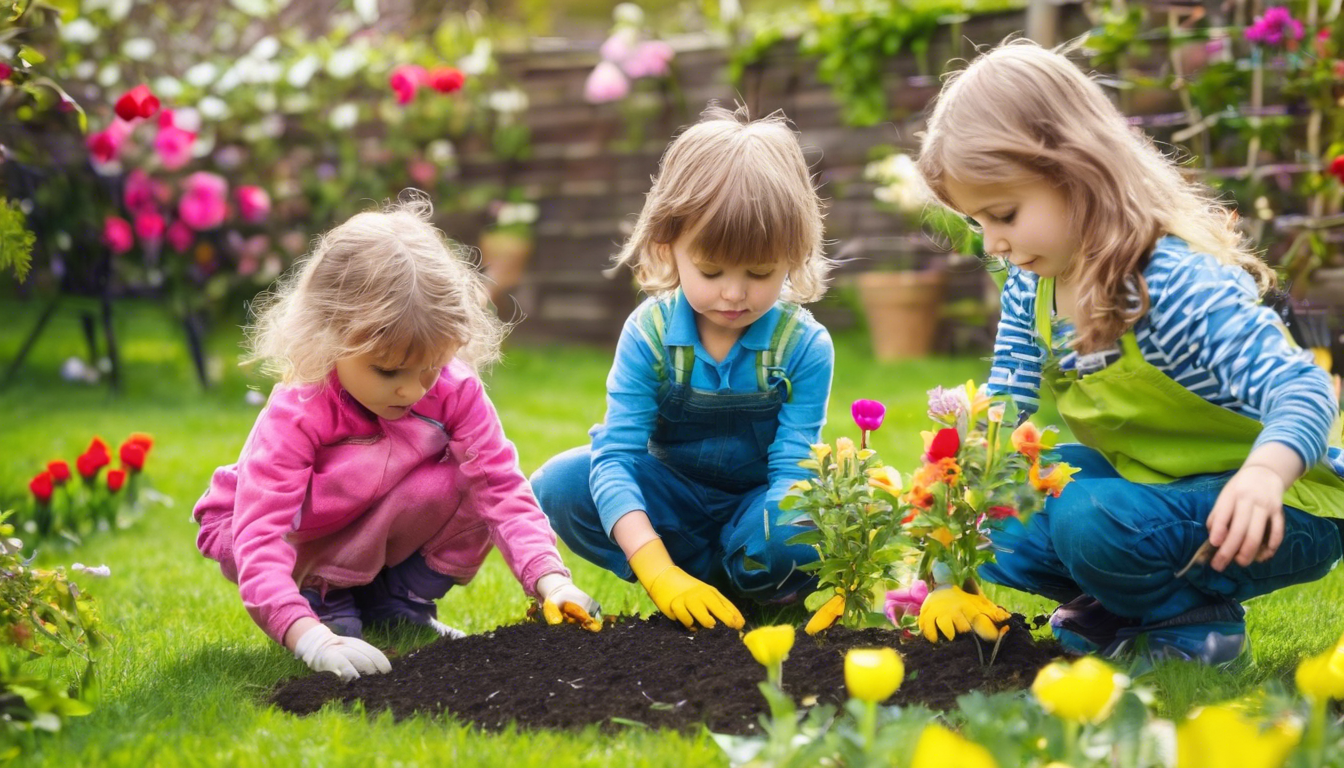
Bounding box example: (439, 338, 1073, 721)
(245, 191, 505, 384)
(612, 102, 831, 303)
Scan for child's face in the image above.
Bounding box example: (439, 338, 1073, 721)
(669, 229, 788, 337)
(944, 176, 1080, 281)
(335, 345, 456, 420)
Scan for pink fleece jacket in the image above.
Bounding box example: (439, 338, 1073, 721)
(193, 360, 568, 644)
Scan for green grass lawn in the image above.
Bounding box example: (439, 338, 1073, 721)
(3, 299, 1344, 766)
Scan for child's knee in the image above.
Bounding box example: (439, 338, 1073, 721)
(530, 446, 592, 512)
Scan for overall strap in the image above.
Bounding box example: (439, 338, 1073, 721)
(633, 298, 694, 386)
(756, 303, 808, 400)
(1035, 277, 1055, 351)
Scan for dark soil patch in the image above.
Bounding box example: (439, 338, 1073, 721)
(270, 615, 1063, 734)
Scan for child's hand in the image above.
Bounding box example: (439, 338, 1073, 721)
(535, 573, 601, 617)
(627, 539, 744, 630)
(1206, 464, 1287, 572)
(293, 623, 392, 681)
(917, 585, 1010, 643)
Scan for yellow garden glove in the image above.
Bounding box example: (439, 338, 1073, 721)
(628, 539, 745, 630)
(918, 586, 1011, 643)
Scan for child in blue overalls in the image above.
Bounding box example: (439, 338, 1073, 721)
(531, 104, 835, 630)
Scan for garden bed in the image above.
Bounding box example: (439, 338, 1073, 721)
(270, 614, 1062, 733)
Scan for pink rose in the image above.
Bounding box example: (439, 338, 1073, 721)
(235, 186, 271, 223)
(154, 125, 196, 171)
(584, 61, 629, 104)
(115, 84, 159, 122)
(178, 172, 228, 231)
(102, 216, 134, 254)
(885, 580, 930, 624)
(600, 29, 638, 63)
(166, 221, 194, 252)
(621, 41, 674, 78)
(123, 169, 156, 213)
(388, 64, 426, 105)
(134, 211, 165, 242)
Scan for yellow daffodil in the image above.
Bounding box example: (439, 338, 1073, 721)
(844, 647, 904, 703)
(743, 625, 795, 669)
(1176, 704, 1300, 768)
(1296, 644, 1344, 702)
(1031, 657, 1128, 724)
(910, 723, 998, 768)
(805, 594, 845, 635)
(866, 465, 902, 496)
(789, 479, 813, 494)
(1029, 461, 1079, 498)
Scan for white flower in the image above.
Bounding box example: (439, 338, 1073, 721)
(196, 96, 230, 120)
(185, 62, 219, 88)
(172, 106, 202, 133)
(487, 89, 528, 114)
(0, 537, 23, 556)
(122, 38, 156, 61)
(286, 55, 321, 89)
(614, 2, 645, 26)
(153, 76, 183, 100)
(426, 139, 455, 165)
(280, 93, 313, 114)
(249, 36, 280, 61)
(72, 563, 112, 578)
(329, 102, 359, 130)
(457, 38, 492, 76)
(60, 19, 99, 44)
(74, 61, 97, 80)
(354, 0, 380, 23)
(254, 90, 277, 113)
(97, 63, 121, 88)
(325, 46, 367, 80)
(214, 66, 242, 94)
(866, 153, 929, 215)
(245, 389, 267, 406)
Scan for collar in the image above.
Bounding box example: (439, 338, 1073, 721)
(663, 288, 781, 352)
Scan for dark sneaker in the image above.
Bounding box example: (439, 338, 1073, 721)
(1105, 601, 1247, 670)
(301, 586, 363, 639)
(1049, 595, 1139, 655)
(353, 552, 455, 628)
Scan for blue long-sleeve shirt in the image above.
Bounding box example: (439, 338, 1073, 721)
(589, 293, 835, 536)
(988, 235, 1344, 476)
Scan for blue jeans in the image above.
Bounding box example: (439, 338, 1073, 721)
(980, 444, 1342, 624)
(531, 445, 817, 602)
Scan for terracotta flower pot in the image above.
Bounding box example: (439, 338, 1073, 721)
(856, 269, 948, 361)
(478, 229, 534, 302)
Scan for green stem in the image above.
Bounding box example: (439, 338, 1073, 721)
(1309, 697, 1327, 768)
(861, 699, 877, 749)
(1064, 720, 1081, 767)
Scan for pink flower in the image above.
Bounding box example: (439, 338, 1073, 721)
(428, 66, 465, 94)
(408, 159, 437, 187)
(178, 172, 228, 231)
(124, 169, 156, 213)
(600, 29, 638, 63)
(885, 580, 930, 624)
(1245, 6, 1304, 47)
(154, 125, 196, 171)
(851, 399, 886, 433)
(388, 64, 426, 105)
(158, 109, 176, 128)
(0, 62, 12, 81)
(584, 61, 629, 104)
(102, 216, 134, 254)
(621, 40, 674, 78)
(134, 211, 165, 242)
(115, 84, 159, 122)
(235, 186, 271, 223)
(166, 221, 194, 252)
(87, 120, 133, 164)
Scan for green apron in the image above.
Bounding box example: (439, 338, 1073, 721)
(1034, 277, 1344, 519)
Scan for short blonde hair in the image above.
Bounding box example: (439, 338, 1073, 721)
(245, 191, 505, 384)
(613, 103, 830, 303)
(917, 38, 1274, 354)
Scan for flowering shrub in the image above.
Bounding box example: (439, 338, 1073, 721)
(0, 512, 108, 749)
(22, 433, 160, 542)
(583, 3, 676, 105)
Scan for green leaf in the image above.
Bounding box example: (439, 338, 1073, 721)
(18, 45, 46, 65)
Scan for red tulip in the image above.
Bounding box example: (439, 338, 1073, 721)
(923, 427, 961, 463)
(29, 471, 54, 503)
(107, 468, 127, 493)
(120, 441, 147, 472)
(47, 460, 71, 483)
(126, 432, 154, 453)
(428, 66, 465, 94)
(115, 84, 159, 122)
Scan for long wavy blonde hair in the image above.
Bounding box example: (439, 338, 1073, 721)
(917, 39, 1274, 353)
(611, 102, 831, 303)
(245, 191, 505, 385)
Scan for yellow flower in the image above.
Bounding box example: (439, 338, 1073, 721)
(811, 443, 832, 463)
(866, 465, 902, 496)
(743, 625, 795, 669)
(964, 380, 991, 421)
(1176, 704, 1300, 768)
(910, 723, 997, 768)
(1031, 657, 1127, 724)
(928, 527, 955, 547)
(1296, 644, 1344, 702)
(1011, 422, 1045, 461)
(987, 402, 1006, 424)
(836, 436, 856, 469)
(805, 594, 845, 635)
(789, 479, 813, 494)
(1029, 461, 1079, 498)
(844, 647, 904, 703)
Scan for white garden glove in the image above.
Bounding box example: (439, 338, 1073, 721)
(428, 618, 466, 639)
(293, 624, 392, 681)
(535, 573, 601, 617)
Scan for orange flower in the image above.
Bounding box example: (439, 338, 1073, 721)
(1011, 422, 1045, 461)
(1029, 461, 1079, 498)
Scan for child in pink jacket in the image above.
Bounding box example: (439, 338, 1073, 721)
(194, 194, 597, 681)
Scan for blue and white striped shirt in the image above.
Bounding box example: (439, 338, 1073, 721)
(987, 235, 1344, 476)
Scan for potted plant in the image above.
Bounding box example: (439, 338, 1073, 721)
(478, 192, 538, 306)
(858, 150, 981, 361)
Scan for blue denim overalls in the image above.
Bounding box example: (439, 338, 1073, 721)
(532, 300, 819, 602)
